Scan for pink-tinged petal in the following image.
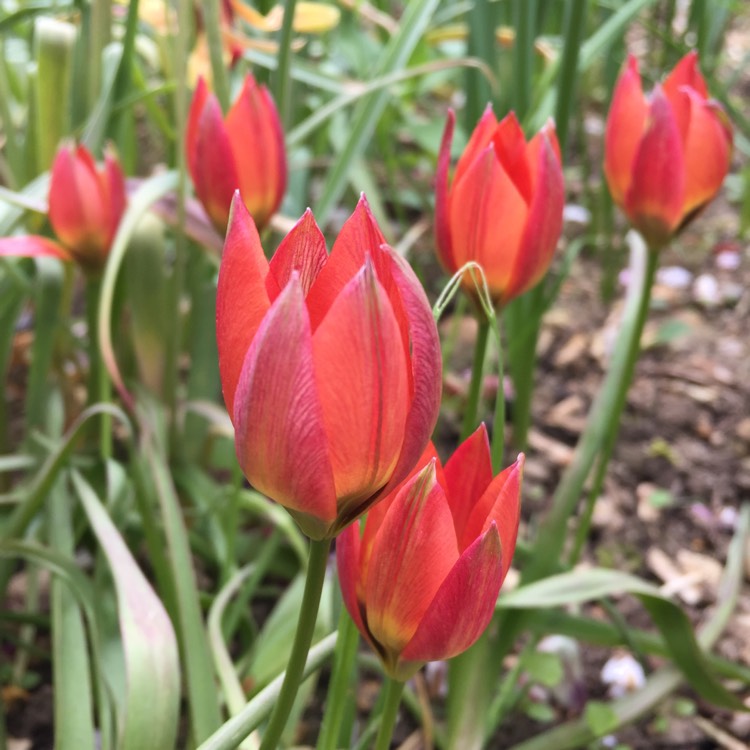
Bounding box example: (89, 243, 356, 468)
(624, 86, 685, 246)
(492, 112, 533, 203)
(435, 109, 456, 273)
(443, 425, 493, 547)
(461, 455, 523, 581)
(306, 195, 387, 329)
(186, 78, 211, 177)
(364, 463, 459, 657)
(233, 276, 337, 535)
(216, 195, 272, 418)
(102, 149, 127, 247)
(312, 260, 410, 516)
(372, 250, 442, 501)
(48, 145, 107, 250)
(191, 93, 239, 232)
(225, 75, 286, 229)
(336, 524, 368, 635)
(268, 208, 328, 299)
(448, 145, 528, 298)
(526, 119, 561, 192)
(0, 236, 71, 262)
(662, 50, 708, 103)
(604, 55, 648, 206)
(507, 133, 564, 302)
(452, 104, 498, 190)
(400, 525, 503, 665)
(679, 91, 733, 216)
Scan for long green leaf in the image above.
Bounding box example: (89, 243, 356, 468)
(72, 470, 181, 750)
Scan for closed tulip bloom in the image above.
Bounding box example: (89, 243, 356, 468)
(435, 107, 564, 307)
(217, 193, 442, 540)
(187, 74, 286, 232)
(337, 425, 523, 681)
(604, 52, 733, 249)
(0, 143, 126, 273)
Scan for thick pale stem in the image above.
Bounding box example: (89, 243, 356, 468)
(374, 678, 405, 750)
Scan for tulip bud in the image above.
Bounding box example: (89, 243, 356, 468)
(216, 193, 442, 540)
(47, 143, 126, 273)
(337, 425, 523, 681)
(604, 52, 733, 250)
(186, 74, 286, 233)
(435, 107, 564, 308)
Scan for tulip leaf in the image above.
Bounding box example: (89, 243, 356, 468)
(72, 470, 181, 750)
(498, 567, 745, 710)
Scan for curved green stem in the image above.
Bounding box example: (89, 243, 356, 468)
(489, 313, 505, 471)
(273, 0, 298, 128)
(374, 678, 405, 750)
(461, 318, 490, 440)
(258, 537, 331, 750)
(203, 0, 230, 112)
(86, 277, 112, 458)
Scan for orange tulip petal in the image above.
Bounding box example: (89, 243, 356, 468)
(233, 276, 337, 529)
(364, 464, 459, 655)
(312, 260, 409, 508)
(604, 55, 647, 206)
(449, 145, 528, 296)
(216, 195, 272, 418)
(662, 50, 707, 103)
(0, 236, 71, 262)
(269, 208, 328, 299)
(492, 112, 533, 203)
(509, 133, 564, 300)
(400, 525, 503, 664)
(624, 87, 685, 244)
(435, 109, 456, 272)
(225, 76, 286, 228)
(306, 195, 386, 329)
(679, 91, 733, 216)
(443, 424, 493, 548)
(373, 252, 442, 500)
(191, 92, 239, 231)
(452, 104, 498, 190)
(462, 456, 523, 581)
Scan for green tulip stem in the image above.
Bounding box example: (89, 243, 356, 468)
(258, 537, 331, 750)
(203, 0, 231, 113)
(374, 678, 405, 750)
(461, 317, 490, 441)
(489, 312, 505, 471)
(85, 277, 112, 458)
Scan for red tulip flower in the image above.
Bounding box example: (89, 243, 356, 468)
(337, 425, 522, 680)
(186, 74, 286, 233)
(435, 108, 564, 307)
(217, 193, 442, 540)
(604, 52, 733, 249)
(0, 143, 126, 274)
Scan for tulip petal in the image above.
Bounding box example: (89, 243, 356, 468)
(461, 456, 523, 581)
(373, 251, 442, 501)
(401, 524, 503, 664)
(449, 145, 528, 297)
(103, 149, 127, 247)
(268, 208, 328, 298)
(364, 464, 459, 656)
(336, 524, 368, 635)
(186, 78, 210, 178)
(508, 132, 564, 301)
(216, 195, 272, 418)
(452, 104, 498, 190)
(312, 260, 409, 515)
(48, 145, 107, 250)
(435, 109, 456, 272)
(492, 112, 533, 203)
(443, 424, 493, 547)
(191, 91, 239, 231)
(604, 55, 647, 206)
(0, 236, 71, 262)
(233, 276, 337, 528)
(624, 86, 685, 245)
(306, 195, 387, 329)
(679, 91, 732, 216)
(225, 76, 286, 228)
(662, 50, 708, 102)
